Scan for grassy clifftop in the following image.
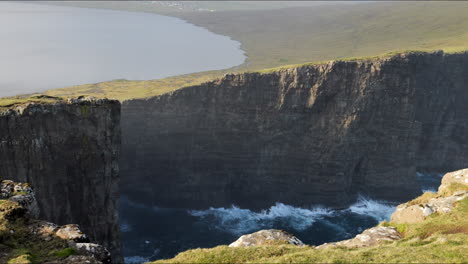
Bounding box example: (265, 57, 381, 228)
(42, 50, 467, 101)
(0, 95, 63, 110)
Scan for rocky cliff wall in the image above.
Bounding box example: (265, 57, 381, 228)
(0, 98, 121, 262)
(121, 51, 468, 209)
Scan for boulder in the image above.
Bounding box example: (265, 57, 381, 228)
(55, 224, 89, 242)
(73, 243, 111, 264)
(28, 220, 59, 240)
(391, 191, 467, 224)
(391, 203, 433, 224)
(229, 229, 304, 247)
(1, 180, 39, 217)
(438, 169, 468, 193)
(317, 226, 401, 249)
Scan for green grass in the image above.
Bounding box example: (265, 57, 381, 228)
(165, 1, 468, 70)
(439, 182, 468, 197)
(42, 71, 223, 101)
(0, 95, 63, 110)
(53, 248, 77, 258)
(7, 250, 33, 264)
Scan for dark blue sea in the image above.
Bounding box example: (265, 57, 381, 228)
(120, 173, 443, 264)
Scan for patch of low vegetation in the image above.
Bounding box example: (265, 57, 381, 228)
(53, 248, 77, 258)
(7, 251, 33, 264)
(0, 95, 63, 110)
(43, 71, 223, 101)
(405, 192, 438, 206)
(439, 182, 468, 197)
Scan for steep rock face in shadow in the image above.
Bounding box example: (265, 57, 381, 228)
(0, 98, 122, 262)
(121, 51, 468, 209)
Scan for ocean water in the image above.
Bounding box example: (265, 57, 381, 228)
(120, 196, 397, 263)
(121, 172, 444, 264)
(0, 2, 245, 97)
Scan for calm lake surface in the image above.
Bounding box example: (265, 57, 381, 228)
(0, 2, 245, 97)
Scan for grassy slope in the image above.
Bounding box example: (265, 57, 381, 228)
(41, 1, 468, 101)
(175, 2, 468, 70)
(151, 184, 468, 264)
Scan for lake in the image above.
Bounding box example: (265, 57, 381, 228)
(0, 2, 246, 97)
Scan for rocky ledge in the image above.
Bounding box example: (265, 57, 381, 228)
(0, 179, 111, 264)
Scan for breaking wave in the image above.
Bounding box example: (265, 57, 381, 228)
(189, 196, 396, 235)
(189, 203, 333, 235)
(348, 195, 397, 222)
(416, 172, 443, 193)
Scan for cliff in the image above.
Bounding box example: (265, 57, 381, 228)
(121, 51, 468, 209)
(152, 168, 468, 263)
(0, 97, 121, 262)
(0, 179, 111, 263)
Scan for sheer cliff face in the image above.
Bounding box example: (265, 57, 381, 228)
(121, 51, 468, 209)
(0, 99, 121, 262)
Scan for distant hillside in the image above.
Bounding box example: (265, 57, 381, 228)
(41, 1, 468, 100)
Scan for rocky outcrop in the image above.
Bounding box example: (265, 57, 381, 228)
(121, 51, 468, 209)
(391, 169, 468, 224)
(439, 168, 468, 193)
(0, 179, 110, 263)
(317, 226, 401, 249)
(229, 229, 304, 247)
(0, 97, 121, 262)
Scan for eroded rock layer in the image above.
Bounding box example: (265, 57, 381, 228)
(121, 51, 468, 209)
(0, 98, 121, 262)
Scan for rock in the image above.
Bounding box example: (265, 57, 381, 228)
(55, 224, 89, 242)
(0, 180, 39, 217)
(391, 191, 468, 224)
(439, 169, 468, 193)
(28, 220, 59, 240)
(317, 226, 401, 249)
(229, 229, 304, 247)
(73, 243, 111, 264)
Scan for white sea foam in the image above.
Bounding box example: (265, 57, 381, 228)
(189, 202, 333, 235)
(416, 172, 444, 193)
(348, 195, 397, 222)
(189, 196, 397, 235)
(422, 188, 437, 193)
